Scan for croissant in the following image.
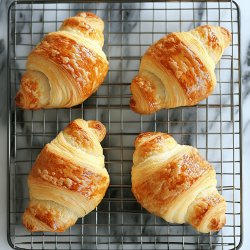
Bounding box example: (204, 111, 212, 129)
(16, 12, 108, 109)
(131, 132, 226, 233)
(23, 119, 109, 232)
(130, 25, 231, 114)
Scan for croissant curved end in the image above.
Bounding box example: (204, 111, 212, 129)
(23, 199, 78, 232)
(220, 26, 232, 48)
(130, 76, 161, 114)
(76, 12, 104, 32)
(76, 12, 103, 21)
(87, 120, 106, 142)
(129, 96, 147, 114)
(15, 70, 50, 109)
(134, 132, 173, 148)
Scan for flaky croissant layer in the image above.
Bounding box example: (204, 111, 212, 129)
(131, 132, 226, 233)
(130, 25, 231, 114)
(16, 12, 109, 109)
(23, 119, 110, 232)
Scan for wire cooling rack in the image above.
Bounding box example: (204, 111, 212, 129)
(7, 0, 242, 249)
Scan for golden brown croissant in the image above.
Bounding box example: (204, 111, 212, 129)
(16, 12, 108, 109)
(23, 119, 109, 232)
(130, 25, 231, 114)
(131, 132, 226, 233)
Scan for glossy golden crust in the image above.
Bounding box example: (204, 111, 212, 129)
(131, 132, 226, 233)
(133, 149, 212, 205)
(16, 12, 108, 109)
(23, 119, 109, 232)
(130, 25, 231, 114)
(32, 32, 107, 96)
(30, 146, 108, 199)
(146, 34, 213, 104)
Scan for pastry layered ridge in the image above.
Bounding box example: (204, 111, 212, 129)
(130, 25, 231, 114)
(16, 12, 108, 109)
(131, 132, 226, 233)
(23, 119, 109, 232)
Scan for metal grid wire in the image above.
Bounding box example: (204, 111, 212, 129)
(7, 0, 242, 249)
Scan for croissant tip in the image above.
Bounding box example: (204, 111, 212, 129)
(130, 97, 156, 115)
(134, 132, 173, 148)
(76, 12, 99, 18)
(87, 120, 106, 142)
(220, 26, 232, 47)
(134, 132, 152, 147)
(66, 118, 106, 141)
(22, 209, 35, 232)
(15, 92, 37, 110)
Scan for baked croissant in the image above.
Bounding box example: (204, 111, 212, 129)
(16, 12, 108, 109)
(131, 132, 226, 233)
(23, 119, 109, 232)
(130, 25, 231, 114)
